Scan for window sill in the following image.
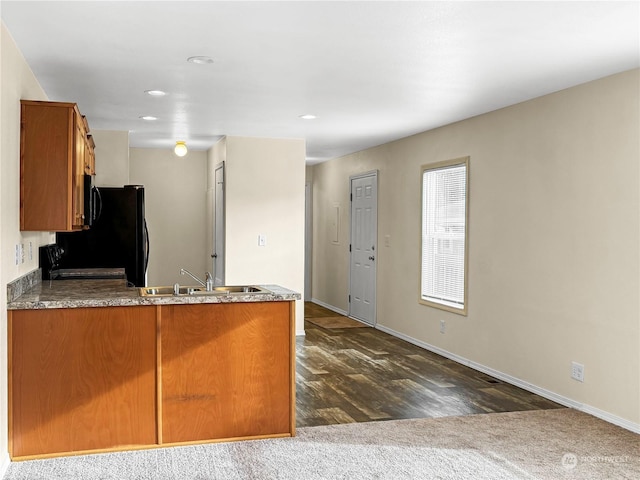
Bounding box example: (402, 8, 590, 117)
(419, 297, 467, 316)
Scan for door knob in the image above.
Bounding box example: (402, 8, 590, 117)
(369, 256, 375, 261)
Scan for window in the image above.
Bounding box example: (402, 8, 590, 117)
(420, 157, 469, 315)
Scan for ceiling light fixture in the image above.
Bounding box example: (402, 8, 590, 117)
(187, 56, 214, 65)
(145, 90, 167, 96)
(139, 115, 157, 121)
(299, 114, 317, 120)
(174, 141, 188, 157)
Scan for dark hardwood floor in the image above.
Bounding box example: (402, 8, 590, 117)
(296, 302, 563, 427)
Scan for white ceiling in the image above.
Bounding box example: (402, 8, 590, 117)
(1, 1, 638, 163)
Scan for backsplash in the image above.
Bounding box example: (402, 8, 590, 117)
(7, 269, 41, 303)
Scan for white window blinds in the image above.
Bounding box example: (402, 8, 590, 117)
(421, 161, 468, 311)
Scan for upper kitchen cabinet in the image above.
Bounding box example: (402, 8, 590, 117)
(20, 100, 95, 231)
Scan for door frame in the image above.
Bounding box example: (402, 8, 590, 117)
(304, 182, 313, 302)
(348, 170, 378, 326)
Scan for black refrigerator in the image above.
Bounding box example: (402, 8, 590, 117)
(55, 185, 149, 287)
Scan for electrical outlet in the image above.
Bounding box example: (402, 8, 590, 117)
(258, 234, 266, 247)
(440, 320, 446, 334)
(28, 241, 33, 261)
(571, 362, 584, 382)
(20, 243, 25, 264)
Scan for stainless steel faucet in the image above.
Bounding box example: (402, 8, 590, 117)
(205, 271, 214, 291)
(180, 268, 214, 291)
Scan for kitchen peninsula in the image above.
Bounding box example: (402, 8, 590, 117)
(7, 273, 299, 460)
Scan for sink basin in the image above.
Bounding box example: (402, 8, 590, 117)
(139, 285, 205, 296)
(139, 285, 271, 297)
(190, 285, 271, 295)
(211, 286, 267, 294)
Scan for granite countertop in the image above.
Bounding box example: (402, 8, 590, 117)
(7, 278, 301, 310)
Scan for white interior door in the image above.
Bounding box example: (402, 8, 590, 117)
(213, 162, 225, 285)
(349, 171, 377, 325)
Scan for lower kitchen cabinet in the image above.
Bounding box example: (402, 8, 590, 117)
(9, 306, 157, 458)
(160, 302, 293, 444)
(8, 300, 295, 459)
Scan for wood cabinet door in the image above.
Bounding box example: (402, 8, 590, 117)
(161, 302, 292, 444)
(86, 134, 96, 175)
(20, 102, 74, 231)
(72, 113, 86, 229)
(9, 306, 157, 458)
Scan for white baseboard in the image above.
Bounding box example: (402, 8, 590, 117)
(375, 323, 640, 434)
(0, 451, 10, 478)
(309, 298, 348, 316)
(579, 404, 640, 434)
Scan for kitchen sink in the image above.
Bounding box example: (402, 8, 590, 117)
(139, 285, 271, 297)
(139, 285, 205, 296)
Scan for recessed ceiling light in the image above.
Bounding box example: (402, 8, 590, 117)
(299, 114, 317, 120)
(139, 115, 157, 121)
(187, 56, 214, 65)
(145, 90, 166, 96)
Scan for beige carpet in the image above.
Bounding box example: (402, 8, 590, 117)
(306, 315, 369, 329)
(4, 409, 639, 479)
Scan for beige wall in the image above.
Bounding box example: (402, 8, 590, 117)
(129, 148, 208, 286)
(92, 130, 130, 187)
(311, 69, 640, 430)
(220, 136, 306, 334)
(0, 22, 52, 470)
